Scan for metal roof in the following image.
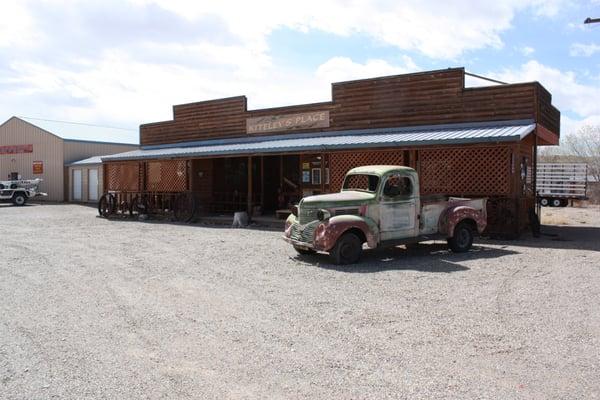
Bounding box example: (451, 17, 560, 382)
(66, 156, 105, 166)
(102, 119, 536, 162)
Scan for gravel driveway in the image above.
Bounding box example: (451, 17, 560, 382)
(1, 204, 599, 399)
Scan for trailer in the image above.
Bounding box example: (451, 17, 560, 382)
(0, 179, 47, 206)
(536, 163, 588, 207)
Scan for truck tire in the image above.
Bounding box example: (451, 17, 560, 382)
(12, 193, 27, 206)
(551, 198, 562, 207)
(539, 197, 549, 207)
(329, 232, 362, 265)
(293, 245, 315, 255)
(447, 221, 473, 253)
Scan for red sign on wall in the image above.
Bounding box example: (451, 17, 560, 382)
(0, 144, 33, 155)
(33, 161, 43, 174)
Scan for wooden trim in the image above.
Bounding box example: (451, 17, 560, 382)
(536, 124, 559, 145)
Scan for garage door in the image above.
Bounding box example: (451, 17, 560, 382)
(73, 169, 82, 201)
(88, 169, 98, 201)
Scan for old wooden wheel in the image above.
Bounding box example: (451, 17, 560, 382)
(173, 192, 196, 223)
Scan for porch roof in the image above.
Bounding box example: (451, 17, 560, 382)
(102, 119, 536, 162)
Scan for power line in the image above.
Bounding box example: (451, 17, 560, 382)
(18, 116, 137, 132)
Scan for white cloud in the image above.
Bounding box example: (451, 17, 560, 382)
(570, 42, 600, 57)
(316, 56, 419, 83)
(132, 0, 567, 59)
(520, 46, 535, 56)
(0, 0, 574, 131)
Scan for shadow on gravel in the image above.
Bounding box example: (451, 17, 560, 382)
(293, 243, 517, 273)
(496, 225, 600, 252)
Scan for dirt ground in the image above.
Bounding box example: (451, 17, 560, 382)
(1, 203, 599, 399)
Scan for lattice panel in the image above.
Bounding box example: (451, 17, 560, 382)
(106, 162, 141, 191)
(329, 150, 404, 192)
(145, 160, 188, 192)
(419, 146, 511, 195)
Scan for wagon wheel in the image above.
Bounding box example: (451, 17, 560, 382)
(98, 193, 116, 218)
(129, 195, 149, 217)
(119, 200, 129, 216)
(173, 192, 196, 223)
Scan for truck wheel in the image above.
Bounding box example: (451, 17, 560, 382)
(447, 221, 473, 253)
(329, 232, 362, 265)
(551, 198, 562, 207)
(12, 193, 27, 206)
(293, 245, 315, 255)
(539, 198, 549, 207)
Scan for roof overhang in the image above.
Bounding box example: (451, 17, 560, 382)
(102, 119, 536, 162)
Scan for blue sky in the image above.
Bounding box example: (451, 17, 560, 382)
(1, 0, 599, 144)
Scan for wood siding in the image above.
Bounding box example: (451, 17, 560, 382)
(140, 68, 560, 146)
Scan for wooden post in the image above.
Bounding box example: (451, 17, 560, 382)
(260, 156, 264, 211)
(247, 156, 253, 215)
(320, 153, 325, 194)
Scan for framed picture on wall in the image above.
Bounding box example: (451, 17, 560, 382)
(302, 170, 311, 183)
(312, 168, 321, 185)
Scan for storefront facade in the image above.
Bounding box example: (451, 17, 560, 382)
(102, 68, 560, 235)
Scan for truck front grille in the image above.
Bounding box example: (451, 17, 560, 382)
(290, 222, 318, 244)
(298, 207, 318, 225)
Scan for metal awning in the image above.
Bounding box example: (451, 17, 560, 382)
(102, 119, 536, 162)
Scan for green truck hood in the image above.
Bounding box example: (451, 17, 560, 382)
(301, 191, 376, 208)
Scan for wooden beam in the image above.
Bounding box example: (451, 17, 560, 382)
(320, 153, 325, 193)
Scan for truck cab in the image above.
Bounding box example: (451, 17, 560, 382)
(284, 165, 487, 264)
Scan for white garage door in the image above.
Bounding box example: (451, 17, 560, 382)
(88, 169, 99, 201)
(73, 169, 82, 201)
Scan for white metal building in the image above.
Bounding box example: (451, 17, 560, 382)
(0, 117, 138, 202)
(66, 156, 104, 203)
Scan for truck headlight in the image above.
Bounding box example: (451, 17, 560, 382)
(317, 209, 330, 221)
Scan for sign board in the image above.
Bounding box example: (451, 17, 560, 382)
(33, 161, 43, 174)
(246, 111, 329, 134)
(0, 144, 33, 155)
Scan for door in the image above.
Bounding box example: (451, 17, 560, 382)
(379, 173, 418, 241)
(88, 169, 98, 202)
(73, 169, 82, 201)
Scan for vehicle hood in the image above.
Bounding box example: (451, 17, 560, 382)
(301, 191, 375, 207)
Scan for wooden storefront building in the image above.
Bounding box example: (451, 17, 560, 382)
(102, 68, 560, 235)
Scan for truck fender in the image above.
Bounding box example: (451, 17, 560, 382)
(314, 214, 379, 251)
(439, 206, 487, 237)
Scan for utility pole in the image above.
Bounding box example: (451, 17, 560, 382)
(584, 17, 600, 24)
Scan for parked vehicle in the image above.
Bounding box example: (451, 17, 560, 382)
(536, 163, 588, 207)
(283, 165, 487, 264)
(0, 179, 47, 206)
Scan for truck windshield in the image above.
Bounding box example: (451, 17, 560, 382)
(343, 174, 379, 193)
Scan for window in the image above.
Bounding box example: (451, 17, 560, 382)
(343, 174, 379, 193)
(383, 174, 412, 198)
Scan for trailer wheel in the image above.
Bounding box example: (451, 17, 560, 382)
(551, 198, 562, 207)
(98, 193, 116, 217)
(447, 221, 473, 253)
(12, 193, 27, 206)
(539, 197, 549, 207)
(173, 192, 196, 223)
(0, 184, 4, 189)
(329, 232, 363, 265)
(129, 195, 148, 217)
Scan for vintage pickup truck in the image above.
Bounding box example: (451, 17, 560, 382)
(284, 165, 487, 264)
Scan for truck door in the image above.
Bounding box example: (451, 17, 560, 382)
(379, 173, 418, 241)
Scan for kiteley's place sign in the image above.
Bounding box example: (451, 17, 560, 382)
(246, 111, 329, 134)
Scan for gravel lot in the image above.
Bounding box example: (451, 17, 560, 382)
(1, 203, 599, 399)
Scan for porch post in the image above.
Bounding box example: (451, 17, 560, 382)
(247, 156, 253, 215)
(320, 152, 325, 193)
(260, 156, 264, 211)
